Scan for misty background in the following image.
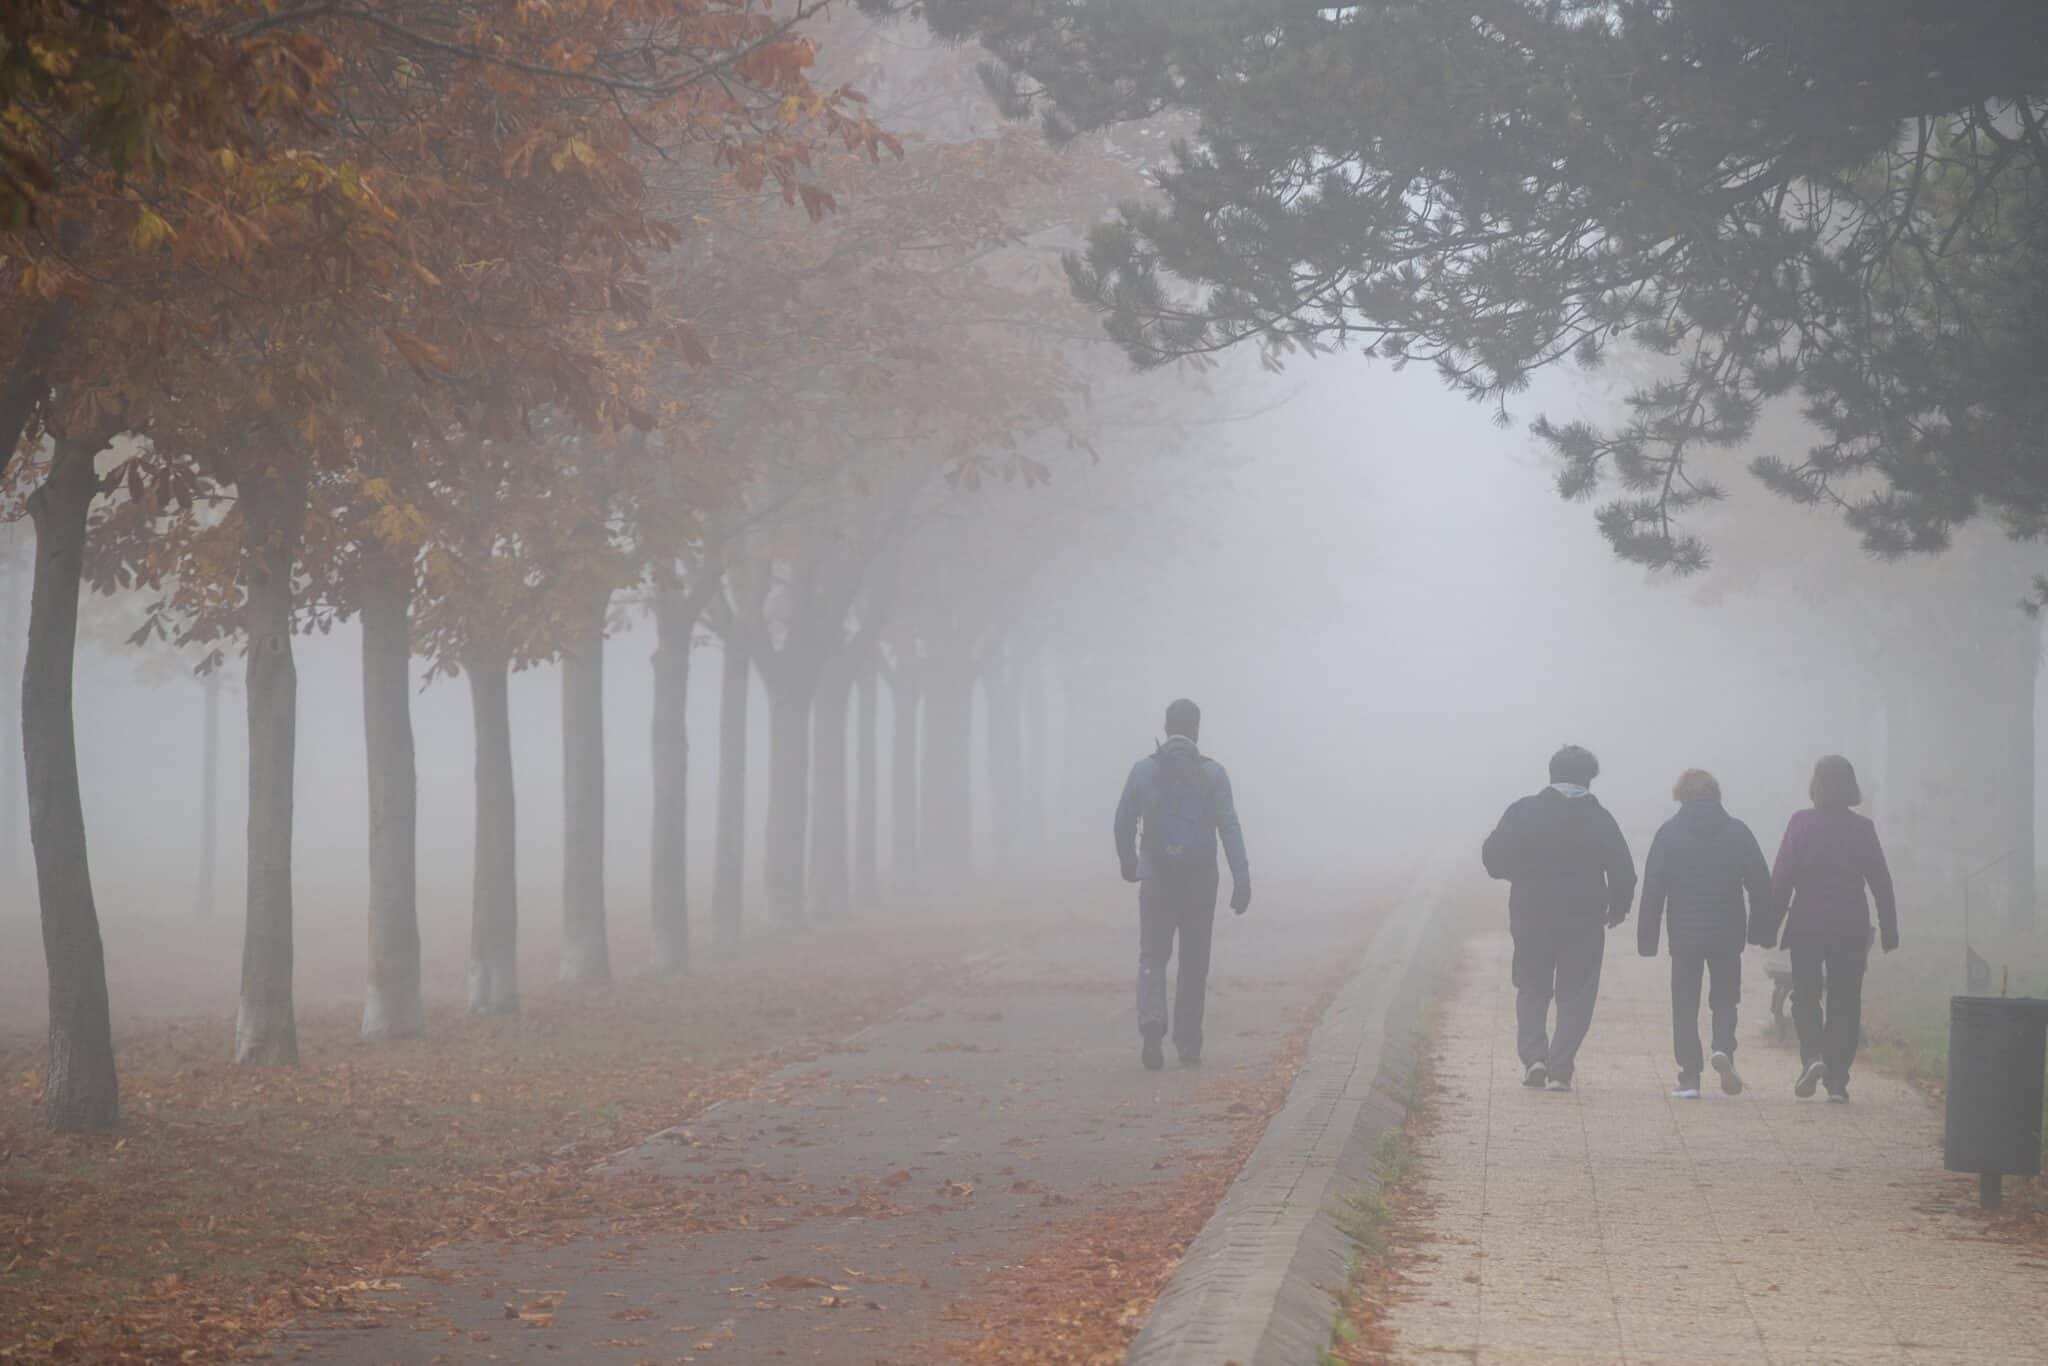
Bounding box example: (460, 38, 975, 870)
(5, 348, 2035, 1017)
(6, 9, 2043, 1042)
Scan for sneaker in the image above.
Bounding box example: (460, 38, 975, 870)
(1141, 1038, 1165, 1071)
(1522, 1062, 1549, 1089)
(1826, 1087, 1849, 1104)
(1711, 1051, 1744, 1096)
(1670, 1086, 1702, 1100)
(1545, 1076, 1573, 1092)
(1794, 1059, 1826, 1098)
(1177, 1047, 1202, 1067)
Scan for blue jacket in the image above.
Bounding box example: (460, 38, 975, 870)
(1637, 798, 1773, 957)
(1114, 736, 1250, 888)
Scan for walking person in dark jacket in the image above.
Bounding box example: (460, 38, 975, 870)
(1113, 699, 1251, 1071)
(1637, 770, 1774, 1098)
(1482, 745, 1636, 1091)
(1759, 755, 1899, 1102)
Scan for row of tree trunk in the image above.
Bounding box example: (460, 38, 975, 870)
(18, 444, 1066, 1130)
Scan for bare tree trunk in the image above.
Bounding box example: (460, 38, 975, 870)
(855, 661, 880, 910)
(984, 653, 1022, 869)
(649, 591, 691, 974)
(2010, 616, 2040, 932)
(25, 436, 116, 1129)
(0, 296, 73, 489)
(559, 595, 611, 986)
(236, 470, 304, 1067)
(763, 671, 815, 925)
(921, 651, 974, 880)
(1054, 647, 1108, 858)
(808, 663, 853, 917)
(360, 553, 421, 1040)
(467, 647, 518, 1014)
(712, 636, 748, 949)
(192, 668, 222, 917)
(1021, 644, 1047, 858)
(2, 532, 26, 900)
(890, 661, 919, 894)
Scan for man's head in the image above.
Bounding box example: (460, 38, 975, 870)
(1164, 698, 1201, 742)
(1548, 744, 1599, 787)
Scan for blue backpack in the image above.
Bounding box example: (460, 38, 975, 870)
(1148, 744, 1215, 877)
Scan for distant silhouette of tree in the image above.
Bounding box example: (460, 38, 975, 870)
(900, 0, 2048, 577)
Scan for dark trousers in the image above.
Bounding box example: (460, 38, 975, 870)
(1790, 934, 1868, 1089)
(1511, 921, 1605, 1082)
(1670, 949, 1741, 1086)
(1137, 877, 1217, 1054)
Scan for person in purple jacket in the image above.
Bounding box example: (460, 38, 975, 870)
(1760, 756, 1900, 1102)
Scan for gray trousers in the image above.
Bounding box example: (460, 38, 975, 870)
(1512, 920, 1605, 1082)
(1137, 876, 1218, 1053)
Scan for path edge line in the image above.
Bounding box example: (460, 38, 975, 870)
(1126, 868, 1463, 1366)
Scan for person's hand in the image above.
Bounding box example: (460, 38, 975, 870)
(1638, 945, 1656, 958)
(1121, 861, 1140, 885)
(1881, 931, 1900, 954)
(1230, 883, 1251, 915)
(1605, 909, 1627, 929)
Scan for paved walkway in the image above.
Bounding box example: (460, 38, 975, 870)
(280, 889, 1384, 1364)
(1386, 933, 2048, 1366)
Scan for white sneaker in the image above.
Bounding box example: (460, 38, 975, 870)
(1670, 1086, 1702, 1100)
(1711, 1051, 1744, 1096)
(1522, 1061, 1548, 1089)
(1794, 1059, 1826, 1098)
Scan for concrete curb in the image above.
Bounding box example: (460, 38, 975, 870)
(1126, 881, 1456, 1366)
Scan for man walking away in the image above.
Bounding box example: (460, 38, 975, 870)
(1114, 699, 1251, 1070)
(1638, 770, 1774, 1099)
(1482, 745, 1635, 1091)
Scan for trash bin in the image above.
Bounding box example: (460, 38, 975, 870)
(1944, 996, 2048, 1209)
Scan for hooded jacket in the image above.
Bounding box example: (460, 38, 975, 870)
(1763, 806, 1899, 949)
(1482, 786, 1636, 932)
(1636, 798, 1774, 957)
(1113, 736, 1249, 889)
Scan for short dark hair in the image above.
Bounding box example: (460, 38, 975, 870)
(1549, 744, 1599, 786)
(1810, 755, 1861, 809)
(1164, 698, 1201, 739)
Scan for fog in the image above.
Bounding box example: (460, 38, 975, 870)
(14, 11, 2048, 1364)
(8, 348, 2036, 1008)
(5, 14, 2042, 1042)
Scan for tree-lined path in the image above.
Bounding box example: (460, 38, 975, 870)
(1383, 935, 2048, 1366)
(280, 888, 1389, 1364)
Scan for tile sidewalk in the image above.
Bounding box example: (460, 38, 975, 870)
(1384, 933, 2048, 1366)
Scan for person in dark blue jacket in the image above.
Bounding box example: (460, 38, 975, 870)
(1114, 699, 1250, 1070)
(1637, 769, 1774, 1099)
